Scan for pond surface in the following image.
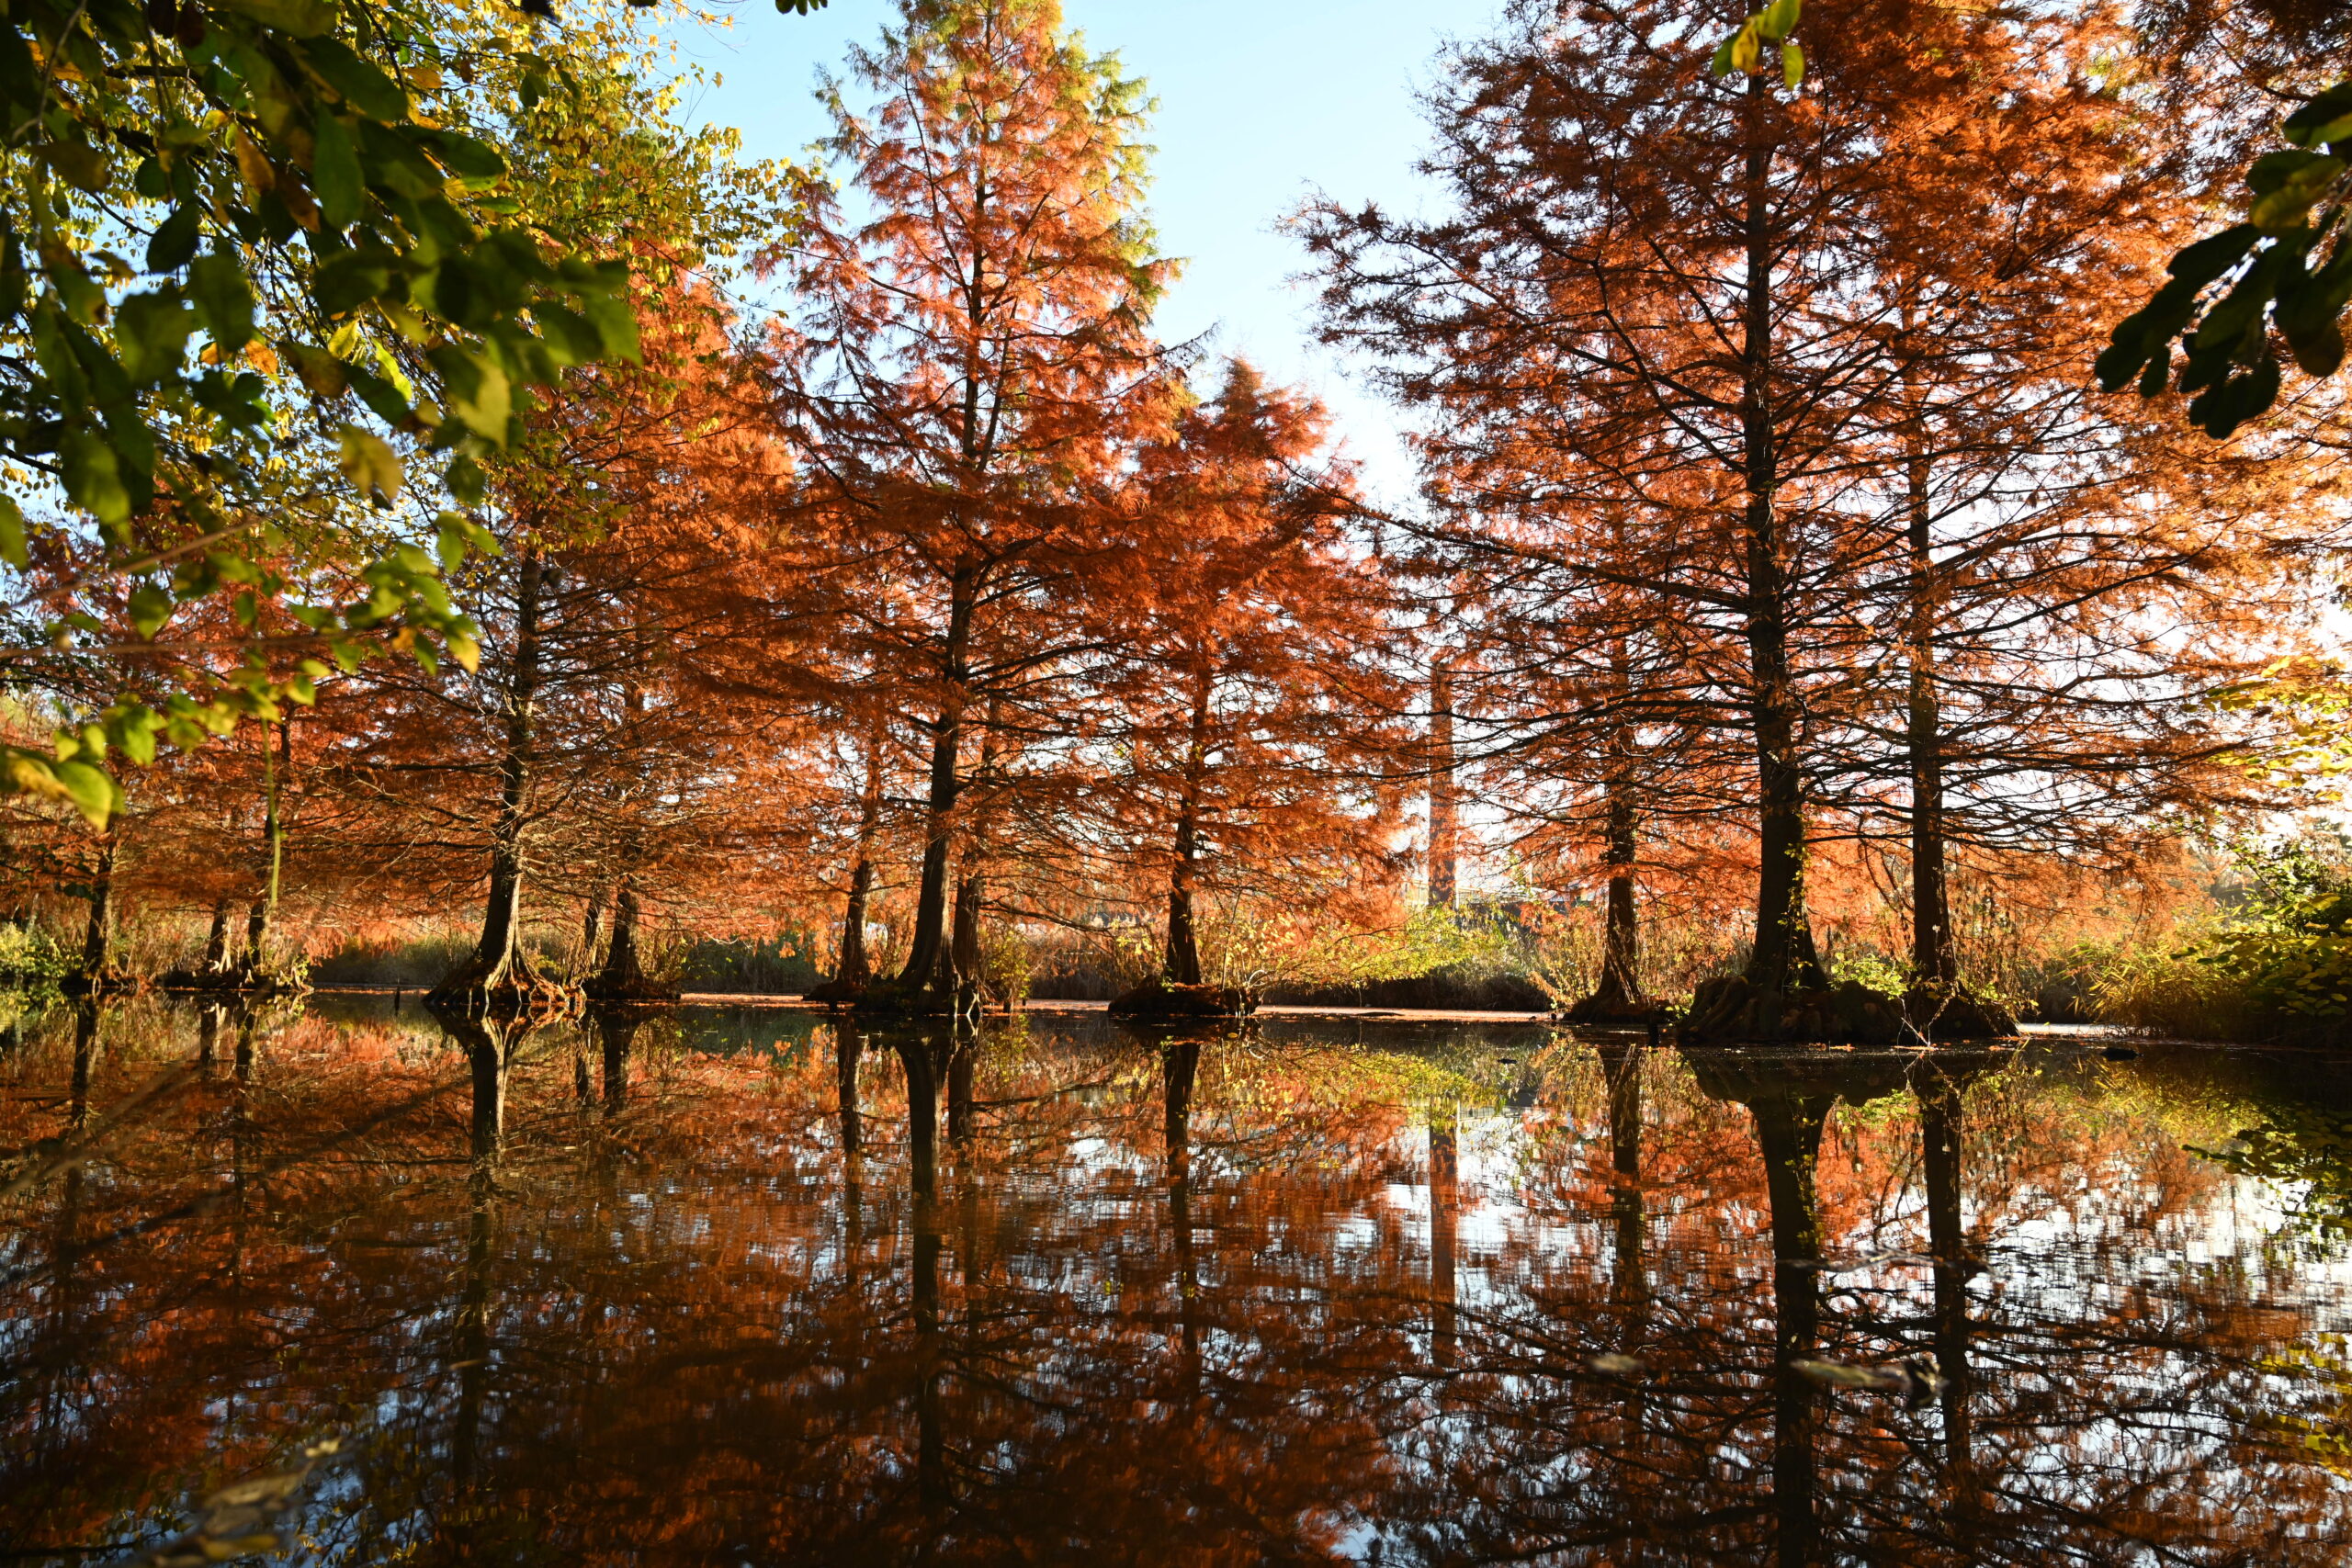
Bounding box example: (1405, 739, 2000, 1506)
(5, 998, 2352, 1565)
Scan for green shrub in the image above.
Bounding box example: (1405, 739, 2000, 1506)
(0, 921, 66, 979)
(2094, 840, 2352, 1043)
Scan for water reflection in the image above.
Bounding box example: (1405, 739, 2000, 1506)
(2, 1002, 2349, 1565)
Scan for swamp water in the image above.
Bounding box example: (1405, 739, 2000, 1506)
(4, 998, 2352, 1565)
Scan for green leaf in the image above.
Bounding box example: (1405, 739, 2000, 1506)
(295, 36, 409, 120)
(114, 289, 195, 384)
(414, 129, 506, 183)
(444, 455, 486, 505)
(128, 581, 174, 638)
(108, 707, 161, 766)
(443, 511, 500, 558)
(2298, 112, 2352, 151)
(188, 251, 255, 351)
(311, 113, 364, 230)
(581, 291, 642, 363)
(1781, 40, 1803, 88)
(51, 760, 121, 828)
(342, 360, 413, 425)
(2248, 148, 2333, 196)
(1709, 37, 1737, 75)
(0, 495, 22, 569)
(533, 303, 604, 367)
(59, 430, 132, 525)
(147, 205, 202, 274)
(42, 139, 112, 194)
(218, 0, 338, 39)
(430, 346, 510, 443)
(2285, 81, 2352, 147)
(337, 423, 403, 506)
(1758, 0, 1800, 40)
(284, 341, 348, 396)
(2168, 224, 2262, 287)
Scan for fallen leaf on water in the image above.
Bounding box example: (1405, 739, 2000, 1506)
(1585, 1352, 1647, 1378)
(1792, 1353, 1943, 1406)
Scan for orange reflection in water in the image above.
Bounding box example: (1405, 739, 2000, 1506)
(2, 1001, 2348, 1566)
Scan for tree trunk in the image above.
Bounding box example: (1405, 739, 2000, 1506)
(243, 717, 291, 979)
(592, 882, 652, 997)
(436, 548, 550, 1007)
(838, 727, 886, 987)
(1164, 670, 1213, 987)
(1427, 656, 1458, 909)
(1905, 426, 1956, 989)
(899, 568, 976, 991)
(77, 837, 116, 981)
(1590, 773, 1644, 1011)
(578, 886, 606, 978)
(201, 898, 232, 975)
(948, 868, 982, 1003)
(947, 699, 1000, 1007)
(1736, 72, 1821, 998)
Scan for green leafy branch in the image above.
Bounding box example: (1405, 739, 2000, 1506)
(1709, 0, 1804, 89)
(2098, 81, 2352, 437)
(0, 0, 694, 825)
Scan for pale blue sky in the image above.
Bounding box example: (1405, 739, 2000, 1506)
(659, 0, 1500, 504)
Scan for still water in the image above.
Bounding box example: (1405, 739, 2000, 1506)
(5, 997, 2351, 1565)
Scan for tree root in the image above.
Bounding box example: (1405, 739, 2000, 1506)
(1108, 978, 1255, 1020)
(427, 947, 582, 1020)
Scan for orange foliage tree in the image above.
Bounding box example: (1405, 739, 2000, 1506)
(769, 0, 1182, 1008)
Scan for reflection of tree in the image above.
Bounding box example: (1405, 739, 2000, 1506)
(1917, 1059, 1977, 1528)
(1683, 1049, 1907, 1568)
(1430, 1095, 1458, 1371)
(597, 1008, 634, 1116)
(1166, 1033, 1204, 1395)
(6, 1012, 2352, 1565)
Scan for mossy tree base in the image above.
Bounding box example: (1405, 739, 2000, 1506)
(582, 974, 682, 1005)
(1107, 979, 1255, 1021)
(427, 949, 581, 1021)
(1905, 982, 2018, 1043)
(1678, 975, 1905, 1046)
(1558, 989, 1668, 1027)
(153, 964, 309, 998)
(1679, 974, 2020, 1045)
(852, 978, 967, 1019)
(804, 976, 868, 1008)
(58, 969, 142, 998)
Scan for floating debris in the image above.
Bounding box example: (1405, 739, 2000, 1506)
(119, 1438, 340, 1567)
(1792, 1354, 1943, 1406)
(1585, 1352, 1647, 1379)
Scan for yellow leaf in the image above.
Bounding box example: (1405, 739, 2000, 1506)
(231, 127, 276, 203)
